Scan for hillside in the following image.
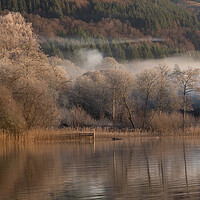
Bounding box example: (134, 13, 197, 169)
(0, 0, 200, 61)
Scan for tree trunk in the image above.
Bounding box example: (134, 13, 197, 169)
(183, 86, 186, 132)
(143, 93, 149, 129)
(123, 96, 135, 130)
(112, 87, 116, 126)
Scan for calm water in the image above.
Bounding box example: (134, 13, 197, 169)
(1, 137, 200, 200)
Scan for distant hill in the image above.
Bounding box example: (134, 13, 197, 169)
(0, 0, 200, 61)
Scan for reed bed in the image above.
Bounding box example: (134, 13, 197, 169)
(0, 127, 147, 143)
(0, 128, 80, 144)
(0, 126, 200, 144)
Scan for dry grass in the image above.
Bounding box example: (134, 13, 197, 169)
(150, 112, 200, 136)
(0, 128, 91, 144)
(94, 127, 149, 138)
(0, 127, 149, 144)
(0, 125, 200, 144)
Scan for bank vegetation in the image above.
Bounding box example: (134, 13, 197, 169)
(0, 12, 200, 142)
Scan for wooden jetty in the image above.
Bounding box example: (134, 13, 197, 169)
(76, 129, 96, 140)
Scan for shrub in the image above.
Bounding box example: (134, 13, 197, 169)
(66, 106, 97, 127)
(0, 86, 26, 134)
(151, 112, 197, 134)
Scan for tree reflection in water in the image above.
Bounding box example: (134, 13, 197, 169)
(0, 138, 200, 200)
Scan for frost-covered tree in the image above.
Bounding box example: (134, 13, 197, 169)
(0, 12, 68, 131)
(171, 66, 200, 131)
(136, 69, 158, 129)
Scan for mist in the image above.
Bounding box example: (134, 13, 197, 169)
(75, 49, 103, 71)
(40, 36, 200, 76)
(124, 54, 200, 74)
(58, 49, 200, 79)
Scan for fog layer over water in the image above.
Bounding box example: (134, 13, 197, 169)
(1, 138, 200, 200)
(126, 55, 200, 73)
(59, 51, 200, 79)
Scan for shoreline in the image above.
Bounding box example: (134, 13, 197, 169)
(0, 127, 199, 143)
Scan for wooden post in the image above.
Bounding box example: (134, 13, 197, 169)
(93, 128, 96, 140)
(93, 128, 96, 153)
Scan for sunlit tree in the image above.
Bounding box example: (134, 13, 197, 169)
(0, 12, 69, 130)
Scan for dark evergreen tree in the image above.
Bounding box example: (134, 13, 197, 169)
(18, 0, 26, 12)
(47, 0, 63, 18)
(12, 0, 18, 11)
(104, 44, 113, 57)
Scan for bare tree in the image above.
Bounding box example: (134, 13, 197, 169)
(155, 64, 180, 114)
(105, 69, 135, 129)
(70, 68, 136, 128)
(69, 70, 112, 124)
(155, 64, 171, 114)
(171, 66, 200, 131)
(136, 69, 158, 129)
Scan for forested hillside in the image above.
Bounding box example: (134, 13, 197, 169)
(0, 0, 198, 29)
(0, 0, 199, 61)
